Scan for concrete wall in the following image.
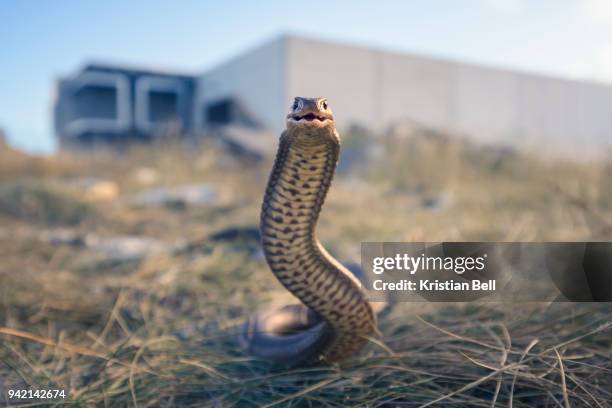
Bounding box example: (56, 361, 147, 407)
(286, 36, 381, 133)
(450, 64, 522, 146)
(380, 52, 453, 133)
(197, 37, 286, 133)
(283, 36, 612, 155)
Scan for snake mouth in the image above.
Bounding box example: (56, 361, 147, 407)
(294, 113, 328, 122)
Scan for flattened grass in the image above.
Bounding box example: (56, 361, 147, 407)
(0, 135, 611, 407)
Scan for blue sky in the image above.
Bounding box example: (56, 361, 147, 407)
(2, 0, 612, 154)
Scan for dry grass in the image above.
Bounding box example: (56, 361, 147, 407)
(0, 133, 610, 407)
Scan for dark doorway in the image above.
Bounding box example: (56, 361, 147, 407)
(205, 98, 261, 128)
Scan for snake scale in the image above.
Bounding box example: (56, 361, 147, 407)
(240, 97, 382, 366)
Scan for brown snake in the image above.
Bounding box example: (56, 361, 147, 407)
(240, 97, 383, 366)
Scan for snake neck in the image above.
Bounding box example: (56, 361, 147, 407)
(260, 130, 376, 362)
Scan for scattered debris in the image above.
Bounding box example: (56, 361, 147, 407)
(40, 228, 86, 246)
(40, 229, 184, 262)
(389, 183, 427, 197)
(70, 177, 119, 201)
(131, 184, 216, 208)
(214, 125, 276, 161)
(207, 225, 263, 259)
(422, 190, 453, 211)
(208, 225, 260, 243)
(85, 235, 179, 262)
(131, 167, 159, 186)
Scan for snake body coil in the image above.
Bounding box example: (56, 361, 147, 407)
(240, 97, 379, 365)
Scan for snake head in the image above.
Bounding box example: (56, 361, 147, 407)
(286, 97, 335, 130)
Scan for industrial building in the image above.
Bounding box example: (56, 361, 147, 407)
(54, 63, 197, 149)
(55, 35, 612, 155)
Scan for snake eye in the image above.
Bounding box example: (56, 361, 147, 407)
(292, 99, 300, 112)
(321, 100, 328, 110)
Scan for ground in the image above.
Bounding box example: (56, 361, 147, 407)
(0, 131, 610, 407)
